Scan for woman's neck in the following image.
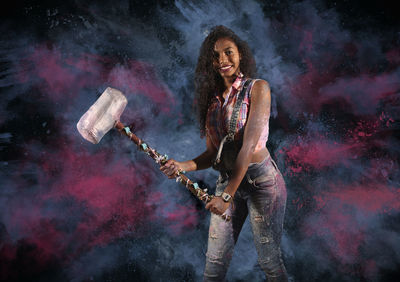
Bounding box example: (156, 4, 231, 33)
(223, 75, 236, 90)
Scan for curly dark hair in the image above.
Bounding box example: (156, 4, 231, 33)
(194, 25, 256, 136)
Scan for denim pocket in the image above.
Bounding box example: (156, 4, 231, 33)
(246, 158, 277, 189)
(253, 174, 276, 188)
(247, 173, 276, 189)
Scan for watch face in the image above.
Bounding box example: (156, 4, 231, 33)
(222, 193, 231, 202)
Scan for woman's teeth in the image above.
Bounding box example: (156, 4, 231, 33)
(220, 66, 232, 71)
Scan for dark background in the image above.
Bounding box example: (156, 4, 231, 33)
(1, 0, 399, 281)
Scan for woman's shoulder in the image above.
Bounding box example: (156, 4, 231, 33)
(248, 78, 269, 87)
(246, 78, 270, 98)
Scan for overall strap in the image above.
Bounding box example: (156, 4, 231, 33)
(214, 79, 252, 166)
(227, 78, 252, 141)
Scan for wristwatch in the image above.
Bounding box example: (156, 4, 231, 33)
(221, 192, 233, 203)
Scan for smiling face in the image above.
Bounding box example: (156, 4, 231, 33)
(212, 37, 241, 81)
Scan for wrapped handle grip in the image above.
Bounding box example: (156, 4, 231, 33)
(114, 121, 231, 221)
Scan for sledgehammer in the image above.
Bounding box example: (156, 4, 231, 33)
(77, 87, 230, 221)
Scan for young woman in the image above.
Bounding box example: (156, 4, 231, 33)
(160, 25, 288, 282)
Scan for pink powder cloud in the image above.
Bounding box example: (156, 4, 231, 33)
(16, 45, 175, 112)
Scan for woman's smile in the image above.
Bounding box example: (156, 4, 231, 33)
(218, 65, 233, 72)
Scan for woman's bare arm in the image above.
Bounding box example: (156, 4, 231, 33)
(191, 133, 218, 170)
(160, 133, 217, 178)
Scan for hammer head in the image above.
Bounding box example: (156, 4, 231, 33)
(77, 87, 127, 144)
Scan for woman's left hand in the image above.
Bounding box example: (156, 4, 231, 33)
(205, 196, 230, 215)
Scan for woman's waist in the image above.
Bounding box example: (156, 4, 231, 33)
(250, 147, 270, 164)
(217, 148, 271, 177)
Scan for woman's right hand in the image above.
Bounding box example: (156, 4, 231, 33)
(160, 159, 184, 179)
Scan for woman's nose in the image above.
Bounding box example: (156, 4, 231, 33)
(219, 53, 228, 65)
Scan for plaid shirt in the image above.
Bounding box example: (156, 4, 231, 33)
(206, 74, 269, 151)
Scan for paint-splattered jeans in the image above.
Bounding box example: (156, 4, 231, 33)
(204, 156, 288, 282)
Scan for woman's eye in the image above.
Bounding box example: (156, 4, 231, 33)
(226, 51, 233, 55)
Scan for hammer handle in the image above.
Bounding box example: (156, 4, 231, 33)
(114, 121, 231, 221)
